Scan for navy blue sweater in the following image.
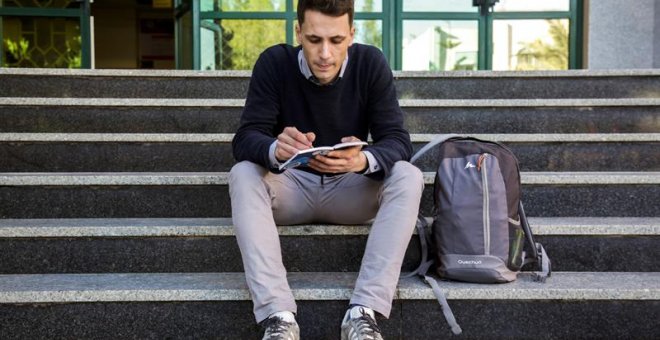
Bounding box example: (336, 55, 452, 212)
(232, 43, 412, 179)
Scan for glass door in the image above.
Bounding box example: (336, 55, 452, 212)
(0, 0, 91, 68)
(174, 0, 197, 69)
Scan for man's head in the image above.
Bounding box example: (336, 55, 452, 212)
(296, 0, 355, 85)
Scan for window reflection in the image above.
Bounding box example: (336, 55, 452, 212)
(201, 19, 285, 70)
(494, 0, 569, 12)
(492, 19, 569, 70)
(403, 0, 476, 12)
(354, 19, 382, 49)
(291, 0, 381, 12)
(402, 20, 478, 71)
(201, 0, 286, 12)
(355, 0, 382, 12)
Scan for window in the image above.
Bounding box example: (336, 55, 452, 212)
(0, 0, 90, 68)
(198, 0, 386, 70)
(397, 0, 579, 71)
(402, 20, 478, 71)
(193, 0, 580, 71)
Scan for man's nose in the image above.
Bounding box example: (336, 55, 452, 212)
(320, 42, 331, 59)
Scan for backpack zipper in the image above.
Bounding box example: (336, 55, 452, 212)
(478, 153, 490, 255)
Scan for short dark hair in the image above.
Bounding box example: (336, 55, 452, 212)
(297, 0, 354, 27)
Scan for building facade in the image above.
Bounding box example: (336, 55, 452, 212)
(0, 0, 658, 70)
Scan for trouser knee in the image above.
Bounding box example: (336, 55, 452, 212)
(229, 161, 265, 187)
(386, 161, 424, 194)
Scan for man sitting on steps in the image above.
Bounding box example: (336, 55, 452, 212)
(229, 0, 424, 339)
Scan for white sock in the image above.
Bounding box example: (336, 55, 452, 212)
(349, 305, 375, 319)
(269, 311, 296, 323)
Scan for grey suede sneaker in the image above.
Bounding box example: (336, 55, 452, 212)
(340, 307, 384, 340)
(262, 316, 300, 340)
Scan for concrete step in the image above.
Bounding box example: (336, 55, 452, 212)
(395, 70, 660, 99)
(2, 97, 659, 134)
(0, 69, 252, 99)
(0, 97, 244, 133)
(402, 98, 660, 134)
(0, 217, 656, 274)
(0, 272, 657, 339)
(1, 133, 657, 172)
(0, 172, 658, 218)
(1, 68, 659, 99)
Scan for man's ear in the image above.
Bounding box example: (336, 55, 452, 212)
(349, 26, 355, 46)
(295, 22, 302, 45)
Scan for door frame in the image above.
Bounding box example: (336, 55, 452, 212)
(174, 0, 199, 69)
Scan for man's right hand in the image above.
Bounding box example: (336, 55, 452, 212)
(275, 127, 316, 162)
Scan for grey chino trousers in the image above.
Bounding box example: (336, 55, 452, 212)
(229, 160, 424, 323)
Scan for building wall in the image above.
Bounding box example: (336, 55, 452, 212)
(588, 0, 657, 69)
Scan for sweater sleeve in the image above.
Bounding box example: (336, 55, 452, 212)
(363, 47, 413, 179)
(232, 48, 282, 169)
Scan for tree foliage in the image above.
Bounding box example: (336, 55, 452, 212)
(354, 0, 382, 48)
(515, 19, 568, 70)
(214, 0, 285, 70)
(3, 36, 81, 68)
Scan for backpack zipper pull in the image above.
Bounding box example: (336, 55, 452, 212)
(477, 153, 488, 171)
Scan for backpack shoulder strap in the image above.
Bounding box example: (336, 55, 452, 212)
(519, 201, 552, 282)
(402, 214, 433, 278)
(410, 133, 461, 164)
(424, 275, 462, 335)
(402, 217, 462, 335)
(519, 201, 539, 259)
(532, 243, 551, 282)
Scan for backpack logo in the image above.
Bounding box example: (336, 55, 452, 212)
(458, 259, 482, 265)
(465, 162, 476, 169)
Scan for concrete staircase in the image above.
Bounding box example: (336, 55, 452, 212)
(0, 68, 658, 339)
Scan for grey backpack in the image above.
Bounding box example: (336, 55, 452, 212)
(406, 135, 551, 335)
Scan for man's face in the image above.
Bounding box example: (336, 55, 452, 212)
(296, 10, 354, 85)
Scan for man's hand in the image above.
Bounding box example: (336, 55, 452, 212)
(275, 127, 316, 162)
(309, 136, 368, 174)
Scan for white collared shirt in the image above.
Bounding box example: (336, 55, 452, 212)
(297, 50, 348, 85)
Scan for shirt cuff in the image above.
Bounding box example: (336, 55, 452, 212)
(361, 150, 381, 174)
(268, 140, 281, 168)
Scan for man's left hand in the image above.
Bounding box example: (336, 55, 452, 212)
(308, 136, 368, 174)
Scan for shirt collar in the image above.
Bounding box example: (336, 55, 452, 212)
(298, 49, 348, 86)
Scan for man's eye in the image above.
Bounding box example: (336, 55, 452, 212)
(308, 38, 321, 43)
(331, 38, 345, 44)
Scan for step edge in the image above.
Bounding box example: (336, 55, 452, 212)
(0, 272, 656, 304)
(2, 97, 659, 107)
(1, 133, 659, 143)
(0, 217, 658, 237)
(3, 68, 660, 78)
(1, 172, 658, 185)
(0, 98, 245, 107)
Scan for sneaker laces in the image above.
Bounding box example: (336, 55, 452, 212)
(263, 316, 295, 340)
(351, 308, 382, 340)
